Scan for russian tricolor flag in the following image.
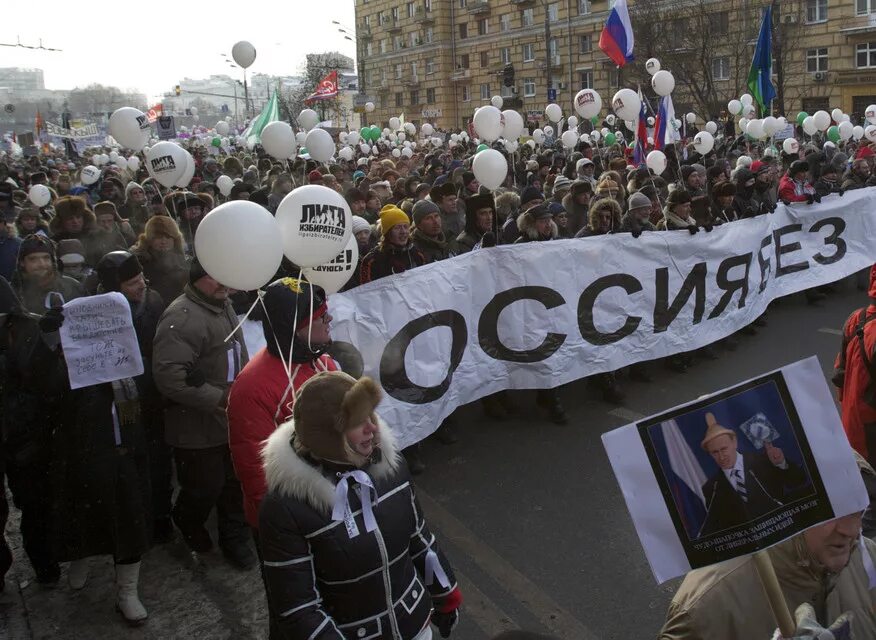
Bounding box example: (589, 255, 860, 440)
(598, 0, 635, 68)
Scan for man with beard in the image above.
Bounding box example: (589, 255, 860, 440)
(411, 199, 456, 262)
(842, 158, 872, 192)
(814, 165, 843, 198)
(750, 161, 777, 214)
(163, 191, 206, 255)
(87, 202, 136, 267)
(119, 183, 151, 235)
(456, 193, 498, 253)
(12, 235, 84, 315)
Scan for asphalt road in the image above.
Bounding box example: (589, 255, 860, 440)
(0, 277, 866, 639)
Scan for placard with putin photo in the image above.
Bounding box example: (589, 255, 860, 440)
(603, 357, 868, 583)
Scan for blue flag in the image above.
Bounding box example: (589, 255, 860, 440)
(747, 5, 777, 114)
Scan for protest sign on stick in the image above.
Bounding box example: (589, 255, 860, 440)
(59, 292, 145, 390)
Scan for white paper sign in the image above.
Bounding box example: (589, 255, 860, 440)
(330, 188, 876, 448)
(602, 357, 867, 584)
(59, 292, 145, 390)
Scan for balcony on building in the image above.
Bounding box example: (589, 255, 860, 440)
(403, 75, 421, 88)
(359, 23, 373, 41)
(469, 1, 490, 14)
(417, 6, 435, 24)
(839, 12, 876, 37)
(539, 56, 564, 71)
(382, 16, 402, 33)
(510, 0, 535, 5)
(451, 68, 471, 81)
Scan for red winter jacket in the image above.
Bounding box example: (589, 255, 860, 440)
(227, 348, 337, 528)
(835, 265, 876, 465)
(778, 174, 815, 203)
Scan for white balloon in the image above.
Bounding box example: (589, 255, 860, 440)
(831, 108, 844, 123)
(544, 125, 554, 137)
(296, 131, 307, 146)
(651, 70, 675, 96)
(401, 147, 413, 158)
(737, 155, 752, 168)
(305, 128, 335, 163)
(501, 110, 525, 140)
(738, 117, 750, 133)
(561, 130, 578, 149)
(473, 106, 503, 142)
(421, 123, 434, 137)
(231, 41, 257, 69)
(359, 143, 371, 154)
(646, 150, 667, 175)
(337, 146, 353, 161)
(866, 125, 876, 143)
(504, 140, 519, 153)
(782, 138, 799, 155)
(392, 148, 401, 158)
(276, 185, 352, 267)
(299, 109, 320, 132)
(146, 142, 188, 188)
(728, 99, 742, 116)
(839, 120, 854, 141)
(590, 130, 601, 142)
(567, 116, 579, 128)
(685, 112, 696, 124)
(853, 125, 865, 141)
(195, 201, 282, 290)
(740, 93, 753, 106)
(80, 165, 100, 185)
(705, 121, 718, 135)
(108, 107, 150, 151)
(762, 116, 778, 135)
(215, 120, 230, 136)
(174, 150, 196, 188)
(812, 110, 831, 131)
(532, 129, 545, 144)
(605, 114, 616, 126)
(365, 102, 375, 113)
(472, 148, 508, 190)
(347, 131, 361, 146)
(127, 156, 141, 172)
(29, 184, 51, 207)
(802, 116, 818, 136)
(491, 95, 504, 109)
(398, 132, 407, 142)
(746, 119, 765, 140)
(612, 88, 641, 121)
(301, 235, 359, 295)
(339, 132, 348, 144)
(645, 58, 661, 75)
(216, 175, 234, 197)
(430, 136, 443, 147)
(261, 121, 297, 159)
(573, 89, 602, 119)
(545, 103, 562, 123)
(693, 131, 714, 155)
(404, 122, 416, 135)
(389, 117, 401, 131)
(866, 105, 876, 124)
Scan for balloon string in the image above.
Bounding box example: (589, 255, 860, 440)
(258, 292, 298, 390)
(224, 290, 263, 343)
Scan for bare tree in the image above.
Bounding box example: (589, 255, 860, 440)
(278, 52, 350, 127)
(66, 84, 146, 116)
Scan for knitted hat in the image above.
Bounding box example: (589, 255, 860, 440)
(17, 234, 56, 264)
(379, 205, 410, 236)
(125, 181, 144, 198)
(261, 277, 328, 362)
(97, 251, 143, 292)
(189, 256, 209, 284)
(521, 186, 544, 205)
(351, 216, 372, 235)
(666, 189, 692, 205)
(552, 175, 572, 194)
(576, 158, 594, 171)
(430, 182, 456, 201)
(411, 199, 440, 226)
(680, 165, 697, 182)
(308, 170, 323, 184)
(700, 413, 736, 449)
(292, 371, 383, 467)
(627, 192, 651, 211)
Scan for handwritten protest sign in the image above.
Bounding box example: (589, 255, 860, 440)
(602, 356, 867, 584)
(59, 292, 144, 390)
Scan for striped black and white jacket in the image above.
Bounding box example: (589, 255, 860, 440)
(259, 419, 457, 640)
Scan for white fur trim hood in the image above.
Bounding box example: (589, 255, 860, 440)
(261, 415, 401, 515)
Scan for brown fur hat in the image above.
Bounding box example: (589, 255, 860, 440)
(292, 372, 383, 467)
(50, 195, 96, 235)
(132, 214, 185, 255)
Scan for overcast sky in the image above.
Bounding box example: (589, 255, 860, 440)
(2, 0, 357, 101)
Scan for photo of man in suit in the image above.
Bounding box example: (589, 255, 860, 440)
(699, 413, 809, 537)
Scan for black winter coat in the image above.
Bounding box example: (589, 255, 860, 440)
(359, 244, 426, 284)
(259, 420, 458, 640)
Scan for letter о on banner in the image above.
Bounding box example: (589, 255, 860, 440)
(301, 234, 359, 295)
(194, 200, 284, 291)
(276, 185, 352, 267)
(146, 142, 188, 188)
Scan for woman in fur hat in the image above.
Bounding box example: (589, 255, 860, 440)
(15, 207, 49, 239)
(130, 216, 188, 305)
(259, 371, 462, 639)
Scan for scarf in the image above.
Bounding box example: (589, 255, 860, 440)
(111, 377, 140, 444)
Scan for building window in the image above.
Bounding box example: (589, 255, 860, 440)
(391, 6, 399, 20)
(425, 27, 434, 43)
(501, 84, 514, 97)
(500, 14, 511, 32)
(524, 78, 536, 97)
(858, 0, 876, 16)
(396, 64, 403, 79)
(578, 0, 591, 15)
(806, 48, 828, 72)
(708, 11, 729, 35)
(579, 35, 591, 54)
(857, 42, 876, 67)
(522, 8, 534, 27)
(411, 61, 418, 79)
(424, 0, 431, 9)
(380, 39, 388, 54)
(410, 32, 419, 47)
(459, 0, 466, 6)
(478, 18, 489, 35)
(407, 2, 415, 18)
(366, 42, 373, 56)
(578, 70, 593, 89)
(712, 56, 730, 80)
(462, 86, 471, 101)
(480, 51, 489, 67)
(410, 90, 420, 104)
(426, 58, 436, 74)
(548, 2, 558, 22)
(459, 54, 470, 69)
(459, 23, 468, 39)
(500, 47, 511, 64)
(806, 0, 827, 22)
(549, 38, 558, 61)
(394, 35, 402, 50)
(395, 92, 404, 107)
(427, 87, 436, 102)
(523, 43, 535, 62)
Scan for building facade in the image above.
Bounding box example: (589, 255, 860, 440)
(354, 0, 876, 131)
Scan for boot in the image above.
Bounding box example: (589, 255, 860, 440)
(538, 390, 568, 425)
(115, 562, 148, 626)
(68, 558, 90, 590)
(481, 394, 509, 421)
(221, 542, 257, 571)
(629, 363, 653, 383)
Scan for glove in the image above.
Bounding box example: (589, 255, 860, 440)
(813, 193, 822, 203)
(805, 194, 815, 204)
(781, 199, 792, 206)
(838, 188, 845, 197)
(772, 603, 852, 639)
(38, 307, 65, 334)
(185, 367, 206, 387)
(631, 228, 642, 238)
(432, 610, 459, 638)
(703, 224, 714, 233)
(687, 225, 699, 235)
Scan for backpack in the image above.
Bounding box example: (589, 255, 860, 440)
(833, 308, 876, 406)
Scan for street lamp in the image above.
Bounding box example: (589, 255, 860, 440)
(334, 21, 368, 126)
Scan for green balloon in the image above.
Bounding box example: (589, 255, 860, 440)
(369, 125, 381, 141)
(360, 127, 370, 140)
(211, 137, 222, 147)
(590, 116, 599, 125)
(476, 143, 489, 153)
(604, 132, 617, 146)
(300, 147, 308, 155)
(796, 111, 809, 126)
(827, 125, 840, 143)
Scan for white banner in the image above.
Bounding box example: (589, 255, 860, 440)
(330, 189, 876, 448)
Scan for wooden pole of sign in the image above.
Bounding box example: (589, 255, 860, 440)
(753, 550, 795, 637)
